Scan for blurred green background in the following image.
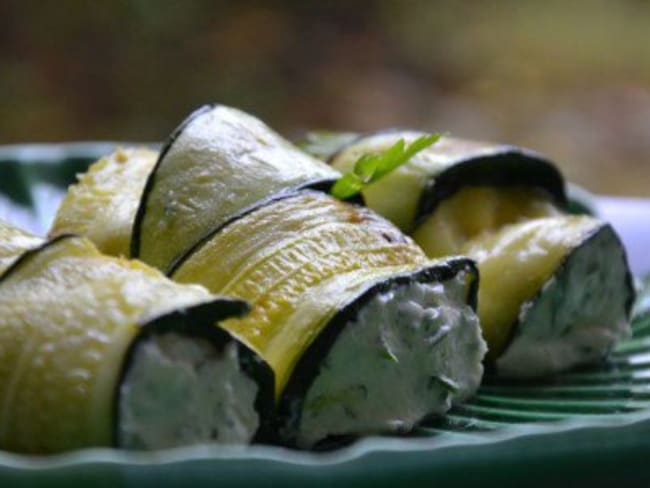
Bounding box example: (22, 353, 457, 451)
(1, 0, 649, 195)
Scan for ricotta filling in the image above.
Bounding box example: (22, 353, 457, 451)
(497, 226, 632, 377)
(296, 273, 486, 448)
(118, 333, 259, 449)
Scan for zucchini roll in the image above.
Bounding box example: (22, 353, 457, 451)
(50, 147, 158, 256)
(0, 230, 273, 453)
(464, 216, 634, 375)
(170, 191, 486, 447)
(328, 131, 634, 376)
(329, 131, 567, 235)
(132, 104, 340, 270)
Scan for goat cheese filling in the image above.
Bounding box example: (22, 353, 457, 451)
(118, 333, 259, 449)
(296, 273, 486, 448)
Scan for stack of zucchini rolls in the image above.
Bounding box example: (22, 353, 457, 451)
(326, 132, 635, 377)
(49, 105, 486, 448)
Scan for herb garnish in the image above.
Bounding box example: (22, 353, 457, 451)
(330, 133, 441, 200)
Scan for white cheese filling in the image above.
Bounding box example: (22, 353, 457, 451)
(296, 273, 486, 448)
(118, 333, 259, 449)
(497, 226, 632, 377)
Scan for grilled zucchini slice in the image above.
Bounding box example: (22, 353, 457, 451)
(171, 191, 486, 447)
(0, 231, 273, 453)
(133, 104, 340, 270)
(50, 147, 158, 257)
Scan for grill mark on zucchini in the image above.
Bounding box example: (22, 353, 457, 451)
(223, 244, 426, 336)
(170, 192, 400, 291)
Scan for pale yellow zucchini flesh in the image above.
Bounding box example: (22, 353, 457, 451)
(412, 186, 561, 257)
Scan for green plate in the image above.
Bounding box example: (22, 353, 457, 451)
(1, 143, 649, 488)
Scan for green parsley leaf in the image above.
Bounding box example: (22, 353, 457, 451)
(330, 133, 442, 200)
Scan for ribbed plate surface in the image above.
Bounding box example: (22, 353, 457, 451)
(0, 143, 649, 488)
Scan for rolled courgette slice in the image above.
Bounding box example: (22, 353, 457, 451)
(0, 220, 43, 274)
(132, 104, 340, 270)
(328, 131, 567, 235)
(461, 215, 634, 376)
(0, 232, 273, 453)
(171, 191, 486, 447)
(50, 147, 158, 257)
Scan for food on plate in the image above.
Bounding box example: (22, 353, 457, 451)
(39, 103, 637, 451)
(0, 222, 273, 453)
(50, 147, 158, 257)
(48, 106, 487, 448)
(325, 130, 635, 375)
(170, 191, 485, 447)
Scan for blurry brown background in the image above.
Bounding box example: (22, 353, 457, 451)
(1, 0, 649, 195)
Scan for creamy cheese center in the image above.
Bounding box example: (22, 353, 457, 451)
(118, 333, 259, 449)
(296, 273, 486, 447)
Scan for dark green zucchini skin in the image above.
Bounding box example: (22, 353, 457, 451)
(275, 257, 479, 449)
(414, 148, 568, 226)
(130, 104, 343, 262)
(116, 299, 277, 445)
